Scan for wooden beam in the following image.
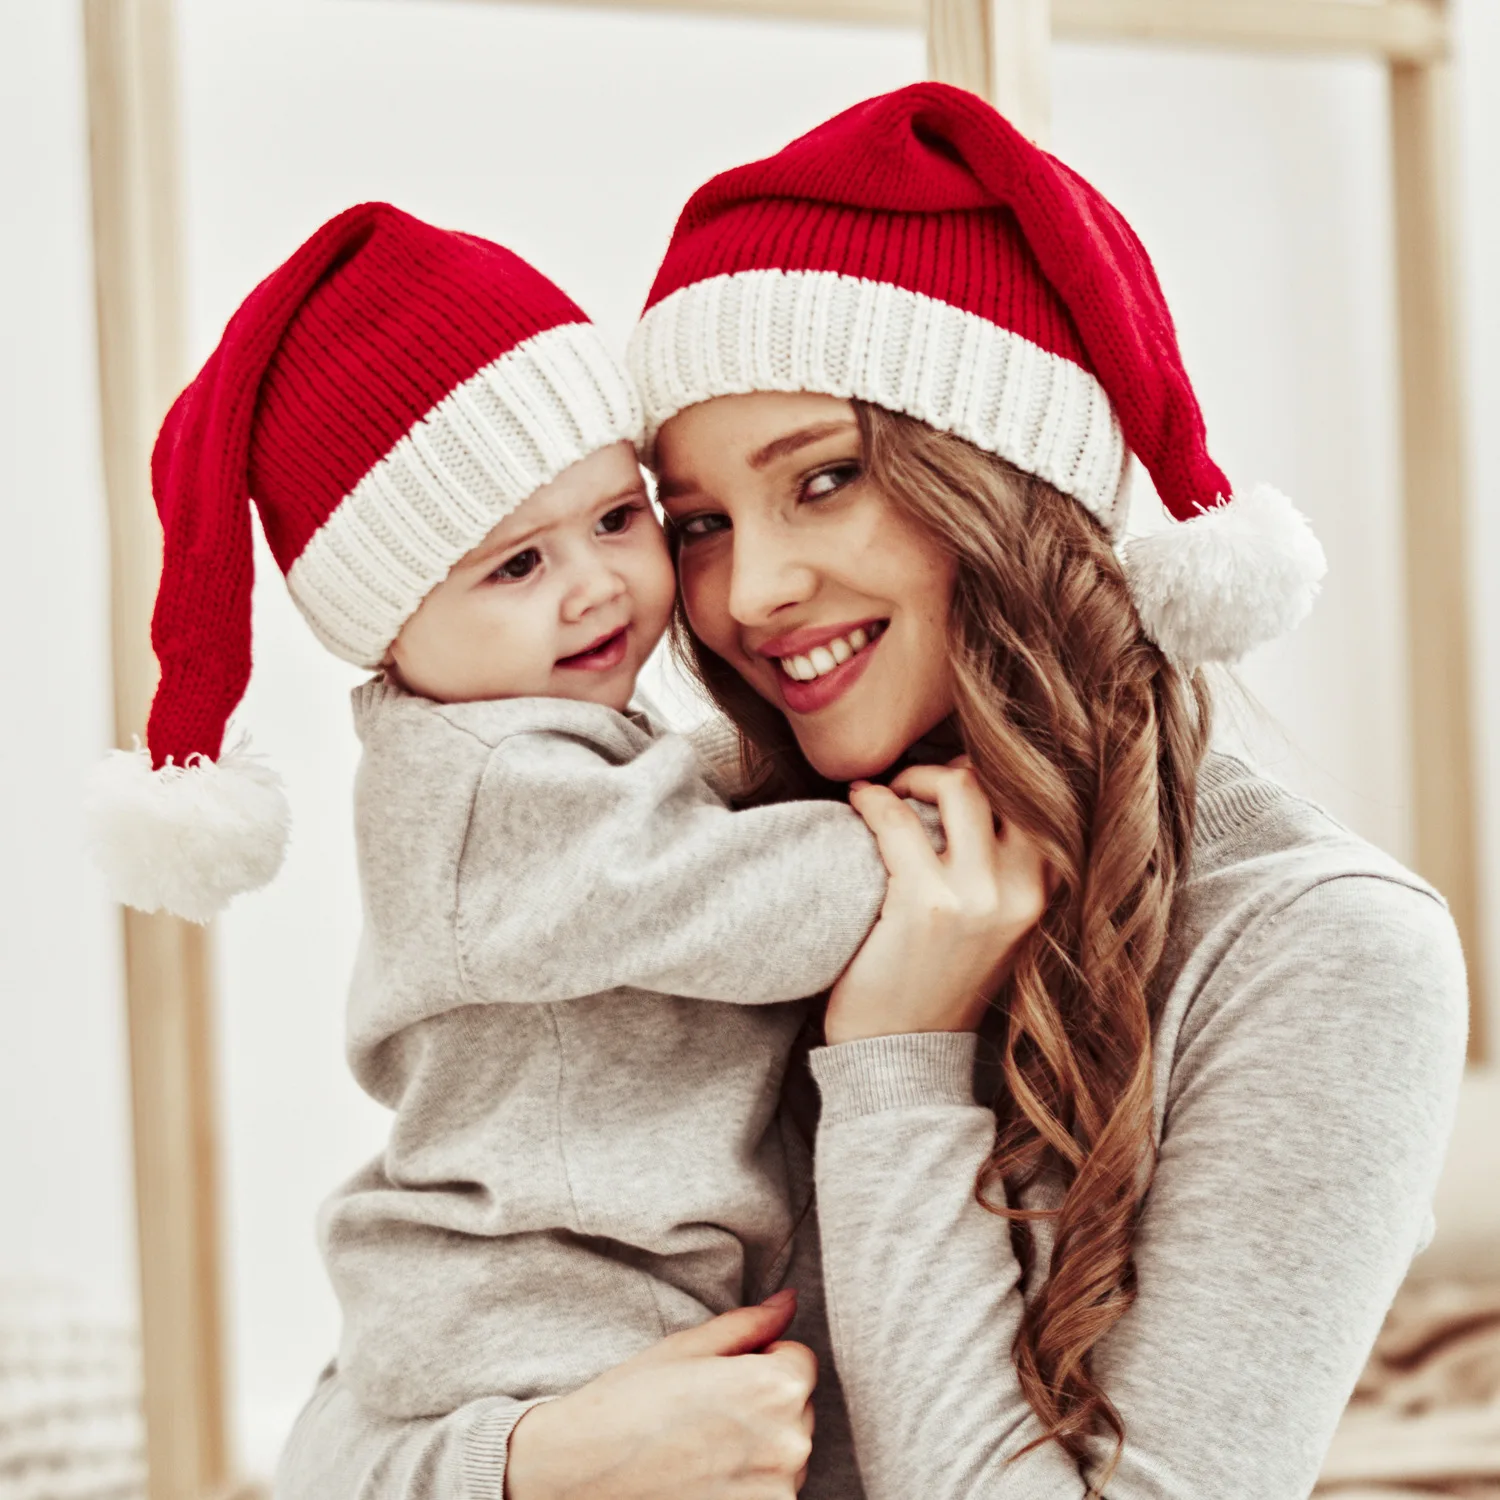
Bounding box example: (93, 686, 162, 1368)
(1389, 55, 1487, 1062)
(926, 0, 1051, 135)
(926, 0, 991, 98)
(1055, 0, 1448, 62)
(81, 2, 235, 1496)
(444, 0, 1449, 60)
(446, 0, 924, 25)
(990, 0, 1052, 142)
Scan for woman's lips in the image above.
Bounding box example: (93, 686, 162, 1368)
(557, 627, 629, 672)
(773, 626, 883, 716)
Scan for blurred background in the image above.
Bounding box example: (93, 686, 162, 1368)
(2, 0, 1498, 1492)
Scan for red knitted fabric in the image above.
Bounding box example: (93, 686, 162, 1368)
(147, 203, 588, 769)
(643, 83, 1231, 524)
(250, 225, 584, 571)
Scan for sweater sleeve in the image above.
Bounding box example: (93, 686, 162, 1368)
(274, 1363, 545, 1500)
(807, 876, 1469, 1500)
(455, 727, 906, 1005)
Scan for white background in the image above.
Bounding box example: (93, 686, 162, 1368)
(2, 0, 1497, 1474)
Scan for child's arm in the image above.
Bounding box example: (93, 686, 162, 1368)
(275, 1364, 538, 1500)
(454, 726, 924, 1006)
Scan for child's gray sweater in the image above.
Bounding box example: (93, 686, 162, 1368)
(283, 750, 1469, 1500)
(323, 678, 893, 1418)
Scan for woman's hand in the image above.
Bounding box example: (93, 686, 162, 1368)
(824, 763, 1049, 1045)
(505, 1289, 816, 1500)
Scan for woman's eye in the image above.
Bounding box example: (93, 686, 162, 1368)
(491, 548, 540, 582)
(596, 503, 637, 536)
(802, 462, 861, 502)
(673, 512, 731, 542)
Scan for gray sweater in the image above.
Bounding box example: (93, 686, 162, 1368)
(325, 679, 896, 1419)
(278, 751, 1469, 1500)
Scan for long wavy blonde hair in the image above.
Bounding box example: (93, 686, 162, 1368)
(670, 402, 1213, 1490)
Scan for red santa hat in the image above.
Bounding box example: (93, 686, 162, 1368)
(630, 82, 1325, 666)
(87, 202, 642, 922)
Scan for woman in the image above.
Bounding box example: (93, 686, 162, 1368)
(277, 84, 1467, 1500)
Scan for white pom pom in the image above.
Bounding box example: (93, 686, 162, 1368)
(1122, 484, 1328, 666)
(84, 740, 290, 923)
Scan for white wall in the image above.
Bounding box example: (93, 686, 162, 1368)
(0, 1, 137, 1315)
(2, 0, 1496, 1476)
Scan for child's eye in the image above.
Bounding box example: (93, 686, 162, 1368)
(491, 548, 541, 582)
(596, 503, 639, 536)
(802, 462, 861, 502)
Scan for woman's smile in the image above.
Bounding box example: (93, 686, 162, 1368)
(656, 391, 957, 782)
(756, 618, 889, 712)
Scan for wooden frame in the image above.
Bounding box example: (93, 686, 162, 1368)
(81, 1, 1482, 1495)
(82, 6, 231, 1500)
(447, 0, 1448, 58)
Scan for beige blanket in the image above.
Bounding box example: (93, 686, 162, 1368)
(1317, 1279, 1500, 1497)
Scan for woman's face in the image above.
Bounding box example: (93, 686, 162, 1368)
(655, 392, 957, 782)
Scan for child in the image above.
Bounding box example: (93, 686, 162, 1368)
(87, 203, 919, 1424)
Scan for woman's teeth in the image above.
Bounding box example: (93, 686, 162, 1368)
(778, 623, 884, 682)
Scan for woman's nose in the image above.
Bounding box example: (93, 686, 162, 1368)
(726, 525, 818, 626)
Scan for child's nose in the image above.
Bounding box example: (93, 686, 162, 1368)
(562, 558, 627, 621)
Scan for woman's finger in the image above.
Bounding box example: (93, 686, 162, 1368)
(636, 1292, 796, 1363)
(888, 766, 997, 877)
(886, 763, 938, 802)
(758, 1339, 819, 1399)
(997, 816, 1055, 913)
(849, 782, 943, 879)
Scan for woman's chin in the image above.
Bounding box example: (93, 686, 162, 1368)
(793, 730, 906, 786)
(791, 699, 958, 784)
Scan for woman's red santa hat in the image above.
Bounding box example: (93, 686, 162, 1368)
(87, 202, 642, 923)
(630, 82, 1325, 665)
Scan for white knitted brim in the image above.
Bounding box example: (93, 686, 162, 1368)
(629, 268, 1129, 531)
(287, 319, 644, 667)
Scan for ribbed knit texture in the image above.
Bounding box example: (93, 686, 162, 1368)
(634, 83, 1231, 530)
(649, 200, 1090, 367)
(1194, 748, 1291, 843)
(286, 322, 640, 665)
(249, 220, 587, 571)
(146, 203, 639, 766)
(809, 1031, 978, 1123)
(632, 269, 1127, 525)
(459, 1399, 551, 1500)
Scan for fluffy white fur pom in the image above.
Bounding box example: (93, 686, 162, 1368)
(84, 742, 290, 923)
(1122, 485, 1328, 665)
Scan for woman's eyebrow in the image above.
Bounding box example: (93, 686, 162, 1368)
(748, 420, 858, 470)
(655, 477, 699, 503)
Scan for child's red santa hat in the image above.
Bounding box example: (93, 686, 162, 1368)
(630, 83, 1325, 664)
(87, 202, 642, 923)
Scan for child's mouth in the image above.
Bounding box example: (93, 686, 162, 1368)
(557, 627, 629, 672)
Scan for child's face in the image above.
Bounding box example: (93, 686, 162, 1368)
(387, 442, 675, 710)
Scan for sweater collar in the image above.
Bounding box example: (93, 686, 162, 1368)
(1193, 752, 1288, 848)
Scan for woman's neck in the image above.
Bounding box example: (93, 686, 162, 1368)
(880, 715, 966, 780)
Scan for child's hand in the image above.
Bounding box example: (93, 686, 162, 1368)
(823, 762, 1049, 1046)
(505, 1289, 815, 1499)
